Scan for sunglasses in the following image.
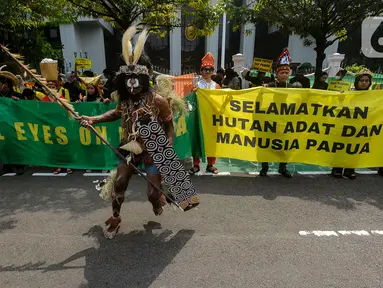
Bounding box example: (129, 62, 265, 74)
(202, 68, 214, 73)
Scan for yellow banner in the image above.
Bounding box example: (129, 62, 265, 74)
(197, 88, 383, 168)
(75, 58, 92, 69)
(252, 57, 273, 72)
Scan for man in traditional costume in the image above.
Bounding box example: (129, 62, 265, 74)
(79, 27, 198, 239)
(190, 52, 219, 175)
(261, 49, 293, 178)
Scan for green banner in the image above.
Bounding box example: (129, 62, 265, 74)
(0, 94, 201, 170)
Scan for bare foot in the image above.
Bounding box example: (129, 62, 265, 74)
(152, 194, 167, 216)
(104, 216, 121, 239)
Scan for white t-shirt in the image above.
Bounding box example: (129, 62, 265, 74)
(197, 79, 218, 90)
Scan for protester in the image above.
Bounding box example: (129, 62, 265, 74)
(331, 68, 373, 180)
(22, 88, 40, 101)
(191, 52, 219, 175)
(0, 68, 25, 176)
(222, 67, 241, 90)
(289, 67, 310, 88)
(15, 75, 26, 93)
(83, 84, 103, 102)
(102, 69, 115, 99)
(335, 68, 347, 80)
(212, 67, 225, 87)
(65, 71, 82, 102)
(312, 72, 329, 90)
(0, 67, 23, 100)
(261, 48, 293, 178)
(242, 70, 271, 87)
(47, 76, 70, 101)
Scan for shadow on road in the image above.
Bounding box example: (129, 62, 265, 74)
(1, 173, 383, 225)
(0, 175, 147, 220)
(0, 221, 195, 288)
(191, 174, 383, 211)
(0, 219, 18, 233)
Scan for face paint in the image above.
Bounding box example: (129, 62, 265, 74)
(126, 76, 141, 94)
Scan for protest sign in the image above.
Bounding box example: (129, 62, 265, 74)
(328, 80, 351, 92)
(75, 58, 92, 69)
(252, 58, 273, 72)
(197, 87, 383, 168)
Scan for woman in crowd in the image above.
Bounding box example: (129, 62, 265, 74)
(83, 84, 102, 102)
(331, 68, 373, 180)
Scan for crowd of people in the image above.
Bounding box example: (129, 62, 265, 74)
(191, 49, 383, 180)
(1, 48, 383, 180)
(0, 67, 120, 176)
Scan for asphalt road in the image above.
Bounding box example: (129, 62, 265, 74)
(1, 172, 383, 288)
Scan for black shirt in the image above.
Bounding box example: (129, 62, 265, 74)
(312, 82, 329, 90)
(266, 81, 293, 88)
(289, 76, 311, 88)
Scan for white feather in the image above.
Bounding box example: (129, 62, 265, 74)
(133, 28, 149, 65)
(122, 26, 137, 65)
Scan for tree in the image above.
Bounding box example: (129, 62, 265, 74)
(0, 0, 77, 30)
(0, 0, 78, 70)
(66, 0, 223, 36)
(226, 0, 383, 83)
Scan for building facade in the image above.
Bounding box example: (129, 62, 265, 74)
(58, 5, 340, 76)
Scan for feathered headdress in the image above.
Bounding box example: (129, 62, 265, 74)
(0, 45, 75, 115)
(117, 26, 150, 76)
(276, 48, 291, 73)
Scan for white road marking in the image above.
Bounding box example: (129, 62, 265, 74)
(350, 230, 370, 236)
(32, 173, 67, 176)
(299, 231, 313, 236)
(313, 230, 339, 237)
(212, 172, 231, 176)
(356, 170, 377, 175)
(248, 172, 280, 176)
(298, 171, 329, 175)
(197, 172, 231, 176)
(338, 231, 353, 235)
(1, 173, 16, 176)
(300, 230, 379, 237)
(83, 173, 111, 177)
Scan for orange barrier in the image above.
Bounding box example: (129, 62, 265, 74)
(173, 73, 195, 98)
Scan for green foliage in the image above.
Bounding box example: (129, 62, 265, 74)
(0, 0, 77, 30)
(68, 0, 223, 36)
(2, 29, 64, 70)
(0, 0, 76, 70)
(345, 64, 366, 73)
(224, 0, 383, 79)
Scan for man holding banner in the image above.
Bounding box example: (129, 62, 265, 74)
(191, 52, 220, 175)
(261, 49, 293, 178)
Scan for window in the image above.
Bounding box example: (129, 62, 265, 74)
(49, 29, 58, 38)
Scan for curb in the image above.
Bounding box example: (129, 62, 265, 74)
(1, 171, 380, 177)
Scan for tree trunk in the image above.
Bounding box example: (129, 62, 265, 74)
(314, 42, 326, 85)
